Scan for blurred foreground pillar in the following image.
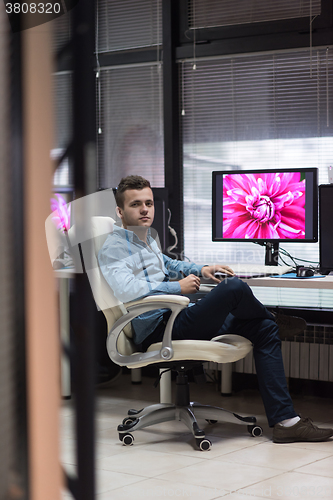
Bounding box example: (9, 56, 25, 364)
(22, 20, 62, 500)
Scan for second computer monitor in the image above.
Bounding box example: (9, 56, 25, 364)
(212, 168, 318, 244)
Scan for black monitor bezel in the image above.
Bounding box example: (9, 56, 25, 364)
(212, 167, 318, 243)
(319, 184, 333, 274)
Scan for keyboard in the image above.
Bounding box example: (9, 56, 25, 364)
(200, 265, 294, 287)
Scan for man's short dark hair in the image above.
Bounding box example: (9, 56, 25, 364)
(115, 175, 151, 208)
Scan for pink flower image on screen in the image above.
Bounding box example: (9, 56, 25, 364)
(223, 172, 306, 239)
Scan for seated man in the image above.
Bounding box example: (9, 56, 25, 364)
(98, 175, 333, 444)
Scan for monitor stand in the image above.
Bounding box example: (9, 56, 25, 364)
(264, 242, 279, 266)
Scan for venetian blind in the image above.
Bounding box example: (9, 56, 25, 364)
(51, 12, 71, 54)
(188, 0, 321, 29)
(181, 47, 333, 309)
(52, 72, 72, 186)
(51, 14, 73, 187)
(97, 63, 164, 188)
(97, 0, 162, 53)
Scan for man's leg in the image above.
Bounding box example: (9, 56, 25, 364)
(169, 277, 333, 441)
(172, 276, 273, 340)
(172, 277, 296, 426)
(218, 315, 297, 427)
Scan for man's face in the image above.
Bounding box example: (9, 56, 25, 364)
(117, 187, 155, 229)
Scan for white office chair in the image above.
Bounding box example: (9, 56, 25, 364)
(84, 216, 263, 450)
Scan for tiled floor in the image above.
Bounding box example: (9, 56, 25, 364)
(61, 373, 333, 500)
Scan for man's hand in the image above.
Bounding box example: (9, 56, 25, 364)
(201, 264, 235, 283)
(179, 274, 201, 294)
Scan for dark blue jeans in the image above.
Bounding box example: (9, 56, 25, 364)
(153, 277, 297, 427)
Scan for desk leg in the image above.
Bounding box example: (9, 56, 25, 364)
(59, 277, 71, 399)
(160, 369, 172, 404)
(221, 363, 232, 396)
(131, 368, 142, 384)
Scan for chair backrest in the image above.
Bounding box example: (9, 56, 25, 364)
(81, 216, 136, 357)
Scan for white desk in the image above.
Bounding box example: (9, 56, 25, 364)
(241, 275, 333, 290)
(200, 274, 333, 290)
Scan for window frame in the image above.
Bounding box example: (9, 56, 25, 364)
(177, 0, 333, 59)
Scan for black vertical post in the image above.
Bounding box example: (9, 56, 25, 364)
(162, 0, 183, 257)
(265, 242, 279, 266)
(72, 0, 96, 499)
(10, 28, 29, 500)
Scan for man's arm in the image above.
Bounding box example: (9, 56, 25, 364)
(163, 255, 203, 279)
(163, 255, 234, 291)
(201, 264, 235, 283)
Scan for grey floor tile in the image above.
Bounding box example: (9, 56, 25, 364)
(60, 372, 333, 500)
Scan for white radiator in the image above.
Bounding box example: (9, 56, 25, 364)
(207, 325, 333, 382)
(233, 342, 333, 381)
(234, 324, 333, 382)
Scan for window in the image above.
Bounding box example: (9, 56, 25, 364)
(97, 0, 162, 53)
(52, 72, 72, 187)
(97, 63, 164, 188)
(52, 15, 73, 188)
(188, 0, 321, 29)
(96, 0, 164, 189)
(181, 47, 333, 308)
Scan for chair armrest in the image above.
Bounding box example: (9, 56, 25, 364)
(124, 294, 190, 308)
(106, 295, 190, 367)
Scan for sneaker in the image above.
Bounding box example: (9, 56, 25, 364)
(270, 311, 306, 338)
(273, 417, 333, 443)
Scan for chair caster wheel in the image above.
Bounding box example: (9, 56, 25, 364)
(196, 438, 212, 451)
(120, 433, 134, 446)
(247, 425, 263, 437)
(205, 419, 218, 425)
(122, 417, 135, 425)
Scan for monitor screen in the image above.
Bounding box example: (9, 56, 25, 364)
(212, 168, 318, 243)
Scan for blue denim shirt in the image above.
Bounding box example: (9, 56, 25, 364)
(98, 226, 203, 344)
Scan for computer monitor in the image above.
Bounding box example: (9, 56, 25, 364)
(212, 168, 318, 264)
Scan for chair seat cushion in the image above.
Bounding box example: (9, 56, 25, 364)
(142, 334, 252, 366)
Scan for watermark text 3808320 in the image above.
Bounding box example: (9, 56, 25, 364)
(4, 0, 80, 32)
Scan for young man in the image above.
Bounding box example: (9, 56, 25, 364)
(98, 175, 333, 443)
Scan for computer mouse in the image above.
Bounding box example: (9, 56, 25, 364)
(296, 267, 314, 277)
